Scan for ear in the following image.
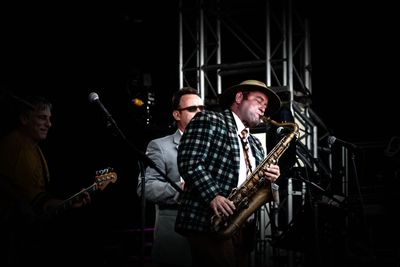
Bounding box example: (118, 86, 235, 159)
(19, 113, 29, 126)
(235, 91, 244, 104)
(172, 110, 181, 121)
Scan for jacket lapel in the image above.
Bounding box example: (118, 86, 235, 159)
(173, 130, 181, 151)
(223, 110, 241, 171)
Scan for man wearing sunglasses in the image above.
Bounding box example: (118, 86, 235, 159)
(137, 87, 204, 267)
(175, 80, 282, 267)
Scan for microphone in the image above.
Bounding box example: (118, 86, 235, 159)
(88, 92, 112, 118)
(327, 136, 357, 149)
(276, 126, 290, 136)
(88, 91, 121, 132)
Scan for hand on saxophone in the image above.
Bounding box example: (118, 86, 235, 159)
(179, 176, 185, 190)
(263, 164, 280, 183)
(210, 195, 236, 217)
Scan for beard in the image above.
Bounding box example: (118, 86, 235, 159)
(243, 113, 261, 128)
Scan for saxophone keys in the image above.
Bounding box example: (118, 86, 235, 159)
(238, 197, 249, 209)
(228, 187, 237, 198)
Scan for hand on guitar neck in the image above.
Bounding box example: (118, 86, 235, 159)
(43, 190, 91, 212)
(43, 167, 117, 216)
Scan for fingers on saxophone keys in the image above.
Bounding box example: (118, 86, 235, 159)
(216, 200, 235, 217)
(213, 207, 220, 217)
(264, 166, 280, 181)
(226, 200, 235, 214)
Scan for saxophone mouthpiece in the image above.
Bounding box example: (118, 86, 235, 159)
(260, 116, 271, 124)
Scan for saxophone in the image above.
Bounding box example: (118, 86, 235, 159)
(210, 115, 299, 238)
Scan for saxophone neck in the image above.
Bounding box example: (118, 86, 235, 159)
(260, 116, 299, 133)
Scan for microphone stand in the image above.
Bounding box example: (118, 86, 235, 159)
(346, 147, 375, 259)
(138, 161, 146, 266)
(103, 114, 183, 194)
(98, 109, 183, 267)
(292, 171, 345, 267)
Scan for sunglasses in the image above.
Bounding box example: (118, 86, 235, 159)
(177, 105, 205, 113)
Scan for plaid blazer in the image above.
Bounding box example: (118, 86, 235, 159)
(175, 109, 265, 234)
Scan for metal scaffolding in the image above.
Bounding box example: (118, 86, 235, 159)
(178, 0, 335, 266)
(178, 0, 315, 152)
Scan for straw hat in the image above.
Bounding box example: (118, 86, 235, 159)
(219, 80, 281, 116)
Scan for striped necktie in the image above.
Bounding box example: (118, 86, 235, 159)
(239, 129, 253, 176)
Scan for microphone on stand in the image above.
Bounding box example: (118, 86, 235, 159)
(276, 126, 291, 136)
(88, 92, 112, 118)
(327, 136, 357, 149)
(88, 92, 119, 132)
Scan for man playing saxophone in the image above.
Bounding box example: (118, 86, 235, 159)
(175, 80, 282, 267)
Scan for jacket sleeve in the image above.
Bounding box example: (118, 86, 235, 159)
(137, 139, 180, 205)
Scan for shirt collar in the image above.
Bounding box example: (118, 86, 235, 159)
(232, 111, 249, 137)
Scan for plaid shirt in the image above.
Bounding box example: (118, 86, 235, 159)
(175, 109, 265, 234)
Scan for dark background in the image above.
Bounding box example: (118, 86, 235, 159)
(1, 1, 399, 265)
(2, 1, 398, 140)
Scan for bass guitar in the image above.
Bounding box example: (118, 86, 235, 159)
(50, 167, 117, 215)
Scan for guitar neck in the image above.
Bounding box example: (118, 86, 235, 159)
(54, 183, 96, 214)
(49, 169, 117, 216)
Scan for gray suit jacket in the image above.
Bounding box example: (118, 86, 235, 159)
(137, 130, 191, 266)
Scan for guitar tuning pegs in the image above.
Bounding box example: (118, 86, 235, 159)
(96, 169, 104, 176)
(95, 167, 115, 177)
